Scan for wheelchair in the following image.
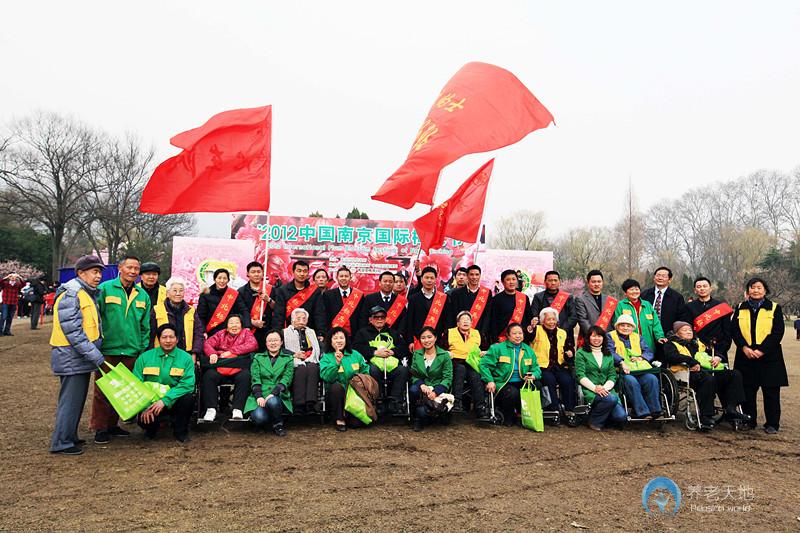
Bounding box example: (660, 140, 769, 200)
(616, 363, 676, 427)
(661, 363, 749, 432)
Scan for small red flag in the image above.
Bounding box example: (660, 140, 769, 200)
(140, 106, 271, 214)
(413, 159, 494, 254)
(373, 62, 552, 209)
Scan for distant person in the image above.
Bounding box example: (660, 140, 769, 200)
(0, 272, 23, 336)
(794, 318, 800, 341)
(49, 256, 106, 455)
(28, 276, 48, 330)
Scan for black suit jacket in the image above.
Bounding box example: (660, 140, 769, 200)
(641, 286, 688, 334)
(322, 287, 364, 335)
(359, 292, 406, 332)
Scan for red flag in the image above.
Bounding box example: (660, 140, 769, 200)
(372, 62, 552, 209)
(140, 106, 271, 214)
(413, 159, 494, 254)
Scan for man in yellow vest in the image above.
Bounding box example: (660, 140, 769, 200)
(49, 255, 106, 455)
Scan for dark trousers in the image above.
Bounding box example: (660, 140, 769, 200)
(324, 382, 364, 426)
(743, 383, 781, 430)
(250, 396, 284, 428)
(711, 369, 746, 410)
(689, 371, 717, 417)
(1, 303, 16, 334)
(495, 381, 524, 421)
(369, 364, 409, 400)
(90, 355, 136, 431)
(292, 363, 320, 407)
(137, 394, 193, 438)
(50, 373, 91, 452)
(201, 368, 251, 411)
(451, 360, 486, 409)
(540, 366, 576, 411)
(30, 302, 42, 329)
(588, 393, 627, 428)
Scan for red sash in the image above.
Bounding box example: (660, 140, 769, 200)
(286, 284, 317, 320)
(577, 295, 618, 347)
(331, 288, 364, 334)
(693, 302, 734, 332)
(386, 294, 407, 327)
(250, 284, 272, 332)
(498, 291, 527, 342)
(205, 287, 239, 333)
(413, 292, 447, 349)
(550, 291, 570, 312)
(468, 286, 491, 325)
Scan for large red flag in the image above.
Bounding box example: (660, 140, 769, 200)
(414, 159, 494, 254)
(372, 62, 552, 209)
(140, 106, 271, 214)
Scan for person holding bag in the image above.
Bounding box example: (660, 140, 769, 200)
(133, 323, 196, 442)
(410, 326, 454, 431)
(49, 255, 107, 455)
(574, 326, 627, 431)
(319, 327, 370, 431)
(244, 330, 294, 436)
(479, 323, 541, 427)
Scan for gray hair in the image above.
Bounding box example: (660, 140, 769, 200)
(166, 276, 187, 291)
(539, 307, 559, 322)
(456, 310, 473, 323)
(290, 307, 309, 320)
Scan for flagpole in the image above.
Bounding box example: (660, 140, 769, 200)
(258, 211, 271, 319)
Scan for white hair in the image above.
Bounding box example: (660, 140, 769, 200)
(291, 307, 309, 320)
(539, 307, 559, 322)
(166, 276, 188, 291)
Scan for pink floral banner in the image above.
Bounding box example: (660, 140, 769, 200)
(170, 237, 254, 305)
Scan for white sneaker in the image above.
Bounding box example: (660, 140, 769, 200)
(202, 408, 217, 422)
(231, 409, 244, 420)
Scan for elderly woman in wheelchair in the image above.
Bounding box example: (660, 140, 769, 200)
(662, 321, 750, 431)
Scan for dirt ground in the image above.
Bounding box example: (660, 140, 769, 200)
(0, 319, 798, 532)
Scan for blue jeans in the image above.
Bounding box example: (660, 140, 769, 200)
(589, 393, 627, 427)
(622, 373, 662, 417)
(1, 303, 16, 334)
(249, 396, 284, 428)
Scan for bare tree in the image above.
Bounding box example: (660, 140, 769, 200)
(554, 226, 615, 280)
(490, 210, 549, 250)
(0, 112, 102, 274)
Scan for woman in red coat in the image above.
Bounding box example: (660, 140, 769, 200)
(200, 314, 259, 422)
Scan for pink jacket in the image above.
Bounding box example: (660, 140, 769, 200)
(203, 329, 259, 356)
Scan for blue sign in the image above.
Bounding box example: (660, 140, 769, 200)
(642, 477, 682, 516)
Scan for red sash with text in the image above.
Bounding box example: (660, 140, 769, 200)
(468, 286, 491, 325)
(286, 285, 317, 321)
(206, 287, 239, 333)
(386, 294, 407, 327)
(577, 296, 618, 347)
(693, 302, 734, 332)
(498, 291, 527, 342)
(550, 291, 570, 313)
(331, 289, 364, 334)
(413, 292, 447, 350)
(250, 284, 273, 332)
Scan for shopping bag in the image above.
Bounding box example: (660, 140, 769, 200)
(370, 355, 399, 373)
(344, 385, 374, 425)
(694, 351, 725, 372)
(520, 382, 544, 432)
(95, 362, 154, 420)
(143, 381, 171, 399)
(465, 345, 482, 372)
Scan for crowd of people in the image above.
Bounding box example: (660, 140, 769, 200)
(0, 273, 55, 334)
(46, 254, 789, 455)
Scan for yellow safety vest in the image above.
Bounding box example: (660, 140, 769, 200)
(50, 289, 100, 346)
(672, 339, 707, 357)
(447, 327, 481, 360)
(154, 302, 195, 351)
(738, 305, 775, 346)
(609, 330, 642, 357)
(531, 324, 566, 369)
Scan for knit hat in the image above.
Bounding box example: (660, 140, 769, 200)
(672, 321, 692, 334)
(614, 314, 636, 327)
(74, 255, 105, 273)
(140, 262, 161, 274)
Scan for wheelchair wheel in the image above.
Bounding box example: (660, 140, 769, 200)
(491, 410, 505, 426)
(659, 371, 679, 418)
(684, 388, 701, 431)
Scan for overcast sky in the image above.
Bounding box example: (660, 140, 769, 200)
(2, 1, 798, 241)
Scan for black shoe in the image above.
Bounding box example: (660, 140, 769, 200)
(699, 416, 715, 430)
(566, 416, 579, 428)
(452, 399, 464, 413)
(174, 433, 190, 443)
(764, 426, 778, 435)
(107, 426, 130, 437)
(413, 419, 424, 432)
(52, 446, 84, 455)
(305, 401, 319, 415)
(335, 421, 347, 432)
(3, 332, 12, 336)
(94, 431, 110, 444)
(273, 425, 287, 437)
(649, 411, 664, 421)
(293, 405, 307, 417)
(725, 410, 750, 422)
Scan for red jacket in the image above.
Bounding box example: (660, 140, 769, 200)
(0, 280, 22, 305)
(203, 329, 259, 357)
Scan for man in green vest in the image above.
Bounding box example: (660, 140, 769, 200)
(90, 254, 151, 444)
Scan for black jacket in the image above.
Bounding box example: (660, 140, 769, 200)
(530, 290, 577, 334)
(271, 281, 326, 335)
(641, 286, 688, 335)
(487, 290, 533, 343)
(359, 292, 406, 333)
(685, 298, 733, 357)
(405, 291, 450, 346)
(197, 285, 252, 336)
(322, 287, 365, 335)
(447, 285, 493, 349)
(731, 299, 788, 388)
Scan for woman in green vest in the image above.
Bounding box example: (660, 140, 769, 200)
(732, 277, 787, 434)
(612, 279, 666, 351)
(319, 326, 369, 431)
(479, 323, 541, 427)
(410, 326, 454, 431)
(244, 330, 294, 436)
(575, 326, 626, 430)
